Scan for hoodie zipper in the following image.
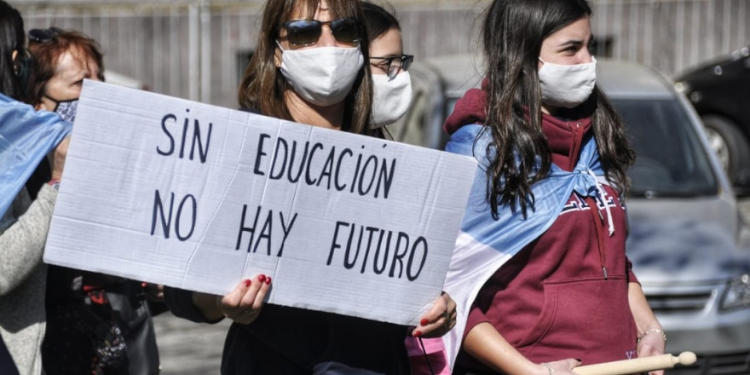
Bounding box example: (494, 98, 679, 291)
(586, 196, 609, 280)
(568, 121, 583, 170)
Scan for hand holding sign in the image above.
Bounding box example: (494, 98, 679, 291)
(413, 293, 457, 338)
(44, 81, 478, 326)
(215, 275, 272, 325)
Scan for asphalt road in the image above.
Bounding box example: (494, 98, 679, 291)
(153, 199, 750, 374)
(154, 312, 229, 375)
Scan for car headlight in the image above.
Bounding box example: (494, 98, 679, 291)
(721, 274, 750, 310)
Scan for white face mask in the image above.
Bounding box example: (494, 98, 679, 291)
(538, 56, 597, 109)
(278, 44, 364, 107)
(371, 72, 412, 127)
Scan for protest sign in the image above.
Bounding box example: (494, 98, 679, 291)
(44, 80, 477, 326)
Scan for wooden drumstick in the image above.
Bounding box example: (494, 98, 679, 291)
(573, 352, 697, 375)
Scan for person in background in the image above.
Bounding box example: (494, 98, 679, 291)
(442, 0, 665, 374)
(165, 0, 456, 373)
(0, 1, 70, 374)
(360, 2, 450, 374)
(24, 28, 162, 375)
(361, 1, 413, 129)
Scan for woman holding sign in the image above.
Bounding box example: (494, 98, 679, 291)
(361, 1, 413, 129)
(164, 0, 455, 374)
(441, 0, 665, 374)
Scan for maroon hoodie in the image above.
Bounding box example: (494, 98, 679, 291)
(447, 89, 640, 373)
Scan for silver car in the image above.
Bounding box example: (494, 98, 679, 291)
(391, 56, 750, 374)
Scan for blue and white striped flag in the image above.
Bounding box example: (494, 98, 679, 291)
(0, 93, 71, 218)
(441, 124, 611, 368)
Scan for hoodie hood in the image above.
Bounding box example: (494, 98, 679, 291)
(443, 85, 593, 171)
(443, 86, 487, 135)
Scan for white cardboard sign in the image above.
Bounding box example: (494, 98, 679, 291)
(44, 80, 477, 326)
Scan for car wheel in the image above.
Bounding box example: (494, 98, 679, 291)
(702, 115, 750, 187)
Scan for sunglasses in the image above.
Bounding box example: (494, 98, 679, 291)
(370, 55, 414, 79)
(28, 27, 63, 43)
(280, 18, 361, 47)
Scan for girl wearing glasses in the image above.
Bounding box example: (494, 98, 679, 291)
(165, 1, 455, 374)
(442, 0, 664, 374)
(361, 2, 413, 129)
(360, 3, 451, 374)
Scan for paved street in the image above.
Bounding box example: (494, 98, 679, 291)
(154, 313, 229, 375)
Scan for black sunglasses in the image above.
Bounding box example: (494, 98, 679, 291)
(280, 18, 361, 47)
(28, 27, 63, 43)
(370, 55, 414, 79)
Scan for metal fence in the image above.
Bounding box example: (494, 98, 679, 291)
(11, 0, 750, 106)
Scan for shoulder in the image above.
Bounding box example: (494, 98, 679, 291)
(445, 124, 496, 170)
(445, 124, 487, 155)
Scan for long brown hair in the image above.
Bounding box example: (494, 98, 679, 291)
(482, 0, 634, 218)
(239, 0, 377, 136)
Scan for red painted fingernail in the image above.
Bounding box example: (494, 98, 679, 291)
(420, 318, 429, 326)
(258, 274, 266, 283)
(244, 279, 252, 287)
(413, 330, 422, 337)
(265, 276, 272, 285)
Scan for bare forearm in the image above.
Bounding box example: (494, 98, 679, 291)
(463, 322, 545, 375)
(628, 282, 661, 333)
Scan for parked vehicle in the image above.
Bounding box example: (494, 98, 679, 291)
(391, 55, 750, 374)
(675, 46, 750, 196)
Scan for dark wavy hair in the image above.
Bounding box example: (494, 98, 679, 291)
(0, 1, 26, 99)
(238, 0, 378, 136)
(482, 0, 634, 218)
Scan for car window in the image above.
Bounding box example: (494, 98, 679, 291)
(611, 98, 718, 198)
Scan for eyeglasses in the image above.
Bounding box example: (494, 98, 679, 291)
(370, 55, 414, 79)
(28, 27, 63, 43)
(279, 18, 361, 47)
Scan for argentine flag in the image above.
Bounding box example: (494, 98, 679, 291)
(442, 124, 614, 368)
(0, 93, 71, 218)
